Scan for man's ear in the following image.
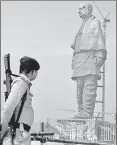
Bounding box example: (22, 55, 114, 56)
(24, 69, 28, 74)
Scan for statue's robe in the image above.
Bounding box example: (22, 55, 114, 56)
(71, 16, 107, 80)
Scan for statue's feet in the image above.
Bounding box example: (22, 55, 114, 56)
(73, 112, 92, 119)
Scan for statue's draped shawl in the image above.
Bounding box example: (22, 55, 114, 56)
(73, 16, 106, 54)
(71, 16, 106, 80)
(72, 51, 101, 80)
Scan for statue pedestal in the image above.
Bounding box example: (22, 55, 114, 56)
(45, 117, 116, 143)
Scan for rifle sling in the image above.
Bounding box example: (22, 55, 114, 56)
(15, 91, 27, 124)
(10, 90, 27, 140)
(0, 91, 28, 145)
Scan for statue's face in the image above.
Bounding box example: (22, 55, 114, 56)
(78, 3, 92, 19)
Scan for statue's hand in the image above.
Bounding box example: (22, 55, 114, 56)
(94, 57, 104, 67)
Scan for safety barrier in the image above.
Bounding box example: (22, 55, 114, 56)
(31, 120, 116, 145)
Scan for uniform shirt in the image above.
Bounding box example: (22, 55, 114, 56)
(1, 74, 34, 130)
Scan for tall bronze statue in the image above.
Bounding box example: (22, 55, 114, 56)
(71, 3, 107, 118)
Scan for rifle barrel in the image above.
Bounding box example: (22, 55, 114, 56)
(4, 53, 11, 73)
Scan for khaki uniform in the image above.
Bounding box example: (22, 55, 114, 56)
(71, 16, 107, 117)
(1, 74, 34, 145)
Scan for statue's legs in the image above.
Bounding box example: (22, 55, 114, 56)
(76, 77, 84, 113)
(83, 75, 98, 117)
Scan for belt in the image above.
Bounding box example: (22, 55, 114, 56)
(16, 123, 31, 132)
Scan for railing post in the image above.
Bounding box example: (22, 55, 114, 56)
(40, 122, 44, 145)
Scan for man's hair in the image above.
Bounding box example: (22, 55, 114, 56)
(19, 56, 40, 74)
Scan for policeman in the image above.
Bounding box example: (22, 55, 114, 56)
(71, 3, 107, 118)
(1, 56, 40, 145)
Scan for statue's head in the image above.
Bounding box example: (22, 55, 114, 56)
(78, 3, 93, 19)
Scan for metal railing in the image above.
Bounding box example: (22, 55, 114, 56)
(96, 122, 116, 142)
(31, 120, 116, 145)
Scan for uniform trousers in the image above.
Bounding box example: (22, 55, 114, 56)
(2, 124, 31, 145)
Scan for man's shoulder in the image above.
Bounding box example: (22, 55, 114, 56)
(12, 76, 28, 87)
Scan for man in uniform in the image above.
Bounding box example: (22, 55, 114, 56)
(71, 3, 107, 118)
(1, 56, 40, 145)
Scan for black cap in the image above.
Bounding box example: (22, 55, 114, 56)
(20, 56, 40, 70)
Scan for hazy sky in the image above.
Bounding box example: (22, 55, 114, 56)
(1, 1, 116, 124)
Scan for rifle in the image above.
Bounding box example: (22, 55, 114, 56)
(4, 53, 19, 100)
(4, 53, 12, 101)
(3, 53, 19, 144)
